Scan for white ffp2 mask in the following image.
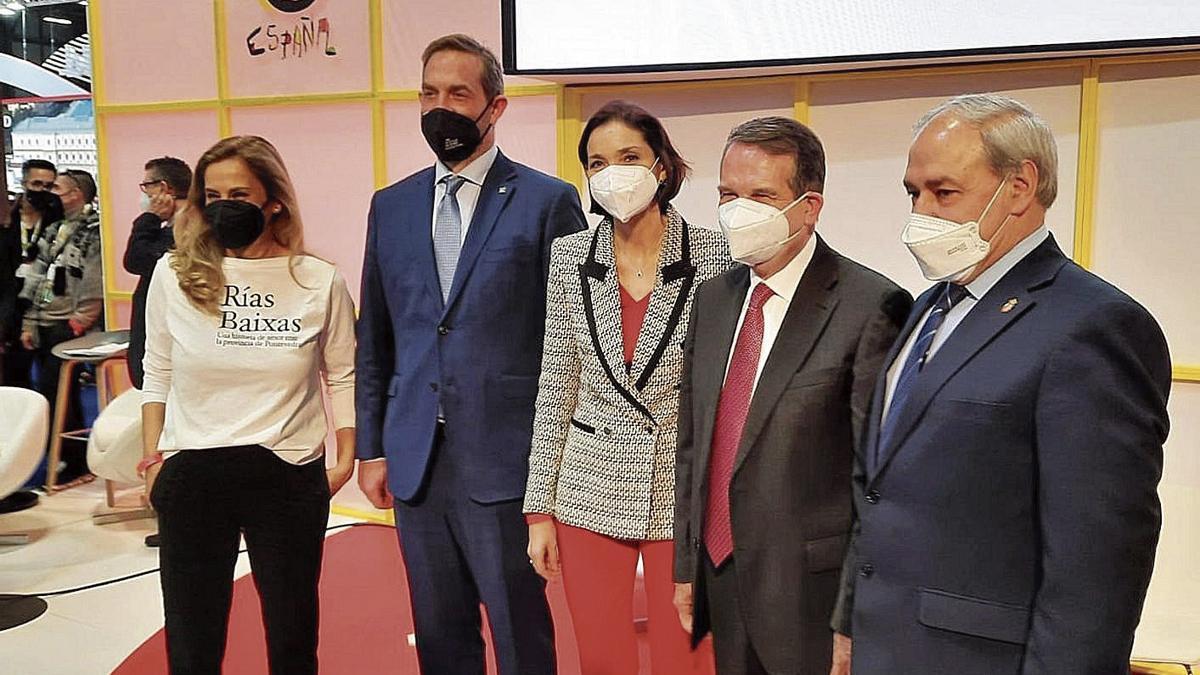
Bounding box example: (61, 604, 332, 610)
(718, 193, 813, 265)
(589, 158, 660, 222)
(901, 178, 1010, 282)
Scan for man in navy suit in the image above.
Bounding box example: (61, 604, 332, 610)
(831, 94, 1172, 674)
(355, 34, 586, 674)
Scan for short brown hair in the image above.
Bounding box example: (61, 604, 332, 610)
(578, 100, 690, 217)
(724, 117, 826, 197)
(421, 34, 505, 101)
(144, 156, 193, 197)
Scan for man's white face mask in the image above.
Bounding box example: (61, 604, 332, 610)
(589, 158, 660, 223)
(718, 192, 814, 266)
(901, 177, 1011, 282)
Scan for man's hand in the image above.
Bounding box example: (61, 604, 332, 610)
(674, 582, 694, 634)
(357, 459, 393, 509)
(830, 632, 852, 675)
(68, 318, 86, 337)
(148, 193, 176, 221)
(20, 330, 34, 350)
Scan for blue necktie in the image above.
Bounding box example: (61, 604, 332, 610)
(432, 175, 467, 304)
(877, 282, 970, 461)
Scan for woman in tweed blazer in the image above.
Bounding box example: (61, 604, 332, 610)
(524, 101, 732, 674)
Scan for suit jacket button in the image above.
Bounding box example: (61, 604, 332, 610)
(429, 383, 438, 392)
(866, 490, 880, 504)
(604, 427, 612, 435)
(859, 563, 875, 578)
(437, 325, 449, 335)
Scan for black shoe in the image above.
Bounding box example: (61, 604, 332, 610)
(144, 533, 161, 548)
(0, 491, 38, 514)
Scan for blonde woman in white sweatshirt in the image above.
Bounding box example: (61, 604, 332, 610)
(139, 135, 355, 675)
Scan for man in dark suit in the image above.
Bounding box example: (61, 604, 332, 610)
(673, 117, 910, 675)
(355, 34, 586, 674)
(832, 94, 1172, 674)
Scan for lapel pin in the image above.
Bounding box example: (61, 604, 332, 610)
(1001, 298, 1019, 313)
(498, 186, 507, 194)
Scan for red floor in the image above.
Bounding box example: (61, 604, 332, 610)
(112, 523, 616, 674)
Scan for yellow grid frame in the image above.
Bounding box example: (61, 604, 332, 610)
(88, 2, 1199, 387)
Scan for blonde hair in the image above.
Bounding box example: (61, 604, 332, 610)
(172, 135, 306, 314)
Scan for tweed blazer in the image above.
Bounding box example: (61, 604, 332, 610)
(524, 206, 733, 540)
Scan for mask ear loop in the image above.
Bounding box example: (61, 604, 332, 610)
(474, 97, 497, 140)
(976, 175, 1012, 242)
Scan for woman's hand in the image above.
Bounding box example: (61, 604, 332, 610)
(326, 460, 354, 497)
(144, 461, 162, 506)
(527, 519, 561, 581)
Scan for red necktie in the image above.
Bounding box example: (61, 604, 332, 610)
(704, 282, 774, 567)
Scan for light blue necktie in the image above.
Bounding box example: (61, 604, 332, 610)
(433, 175, 467, 304)
(877, 282, 970, 462)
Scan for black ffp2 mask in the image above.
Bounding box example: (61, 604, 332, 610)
(24, 189, 60, 213)
(420, 100, 494, 164)
(205, 199, 266, 250)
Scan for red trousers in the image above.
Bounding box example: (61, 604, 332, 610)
(556, 521, 716, 675)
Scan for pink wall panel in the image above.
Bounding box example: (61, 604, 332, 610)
(229, 103, 375, 300)
(100, 110, 222, 293)
(381, 0, 548, 91)
(224, 0, 371, 98)
(384, 95, 559, 185)
(95, 0, 218, 104)
(109, 298, 133, 331)
(493, 95, 558, 176)
(383, 100, 431, 184)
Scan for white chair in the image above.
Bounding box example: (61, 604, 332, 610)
(0, 387, 50, 631)
(86, 387, 153, 523)
(0, 387, 49, 534)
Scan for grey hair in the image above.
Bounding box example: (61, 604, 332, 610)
(915, 93, 1058, 208)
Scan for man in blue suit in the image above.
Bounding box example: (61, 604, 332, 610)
(830, 94, 1172, 674)
(355, 34, 586, 674)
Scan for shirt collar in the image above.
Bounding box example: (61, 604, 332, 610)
(964, 225, 1050, 300)
(750, 232, 818, 305)
(435, 145, 499, 188)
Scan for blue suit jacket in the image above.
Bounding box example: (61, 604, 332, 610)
(835, 236, 1172, 674)
(355, 151, 586, 502)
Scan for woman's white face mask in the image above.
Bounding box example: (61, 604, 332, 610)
(589, 158, 660, 223)
(901, 177, 1011, 282)
(718, 192, 814, 266)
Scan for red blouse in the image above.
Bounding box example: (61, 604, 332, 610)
(619, 283, 651, 367)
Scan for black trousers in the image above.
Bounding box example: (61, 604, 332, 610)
(152, 446, 330, 675)
(33, 321, 85, 478)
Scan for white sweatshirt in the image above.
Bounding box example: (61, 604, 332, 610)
(142, 253, 356, 464)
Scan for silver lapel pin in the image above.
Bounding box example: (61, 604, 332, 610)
(498, 186, 507, 194)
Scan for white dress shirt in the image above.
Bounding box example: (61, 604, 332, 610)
(432, 145, 499, 243)
(723, 233, 818, 393)
(882, 226, 1050, 419)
